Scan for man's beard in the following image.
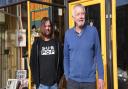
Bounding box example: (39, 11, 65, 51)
(75, 23, 85, 29)
(41, 31, 52, 38)
(79, 24, 84, 29)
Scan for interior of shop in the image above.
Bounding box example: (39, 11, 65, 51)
(85, 4, 101, 40)
(116, 2, 128, 89)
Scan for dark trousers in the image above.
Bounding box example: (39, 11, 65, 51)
(67, 79, 96, 89)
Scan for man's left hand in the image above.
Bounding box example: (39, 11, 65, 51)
(98, 79, 104, 89)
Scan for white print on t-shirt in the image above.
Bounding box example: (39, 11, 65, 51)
(41, 46, 55, 55)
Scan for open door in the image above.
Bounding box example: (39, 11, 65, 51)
(112, 0, 128, 89)
(69, 0, 107, 89)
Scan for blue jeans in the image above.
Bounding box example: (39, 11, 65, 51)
(38, 83, 58, 89)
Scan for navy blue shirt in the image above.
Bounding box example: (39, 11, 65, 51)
(64, 25, 104, 82)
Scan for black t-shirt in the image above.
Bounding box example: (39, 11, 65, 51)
(38, 39, 58, 86)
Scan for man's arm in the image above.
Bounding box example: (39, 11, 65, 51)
(94, 28, 104, 89)
(94, 28, 104, 80)
(64, 32, 70, 80)
(30, 40, 36, 74)
(30, 38, 38, 84)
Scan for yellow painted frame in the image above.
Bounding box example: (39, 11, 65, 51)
(112, 0, 118, 89)
(69, 0, 107, 89)
(27, 1, 32, 89)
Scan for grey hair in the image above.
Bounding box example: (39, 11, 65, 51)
(72, 4, 85, 17)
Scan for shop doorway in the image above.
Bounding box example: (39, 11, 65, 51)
(116, 4, 128, 89)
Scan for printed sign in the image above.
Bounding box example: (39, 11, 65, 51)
(16, 70, 27, 79)
(6, 79, 20, 89)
